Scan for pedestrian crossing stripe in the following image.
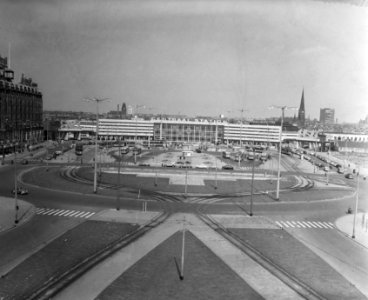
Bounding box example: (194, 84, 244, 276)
(36, 208, 95, 219)
(275, 220, 335, 229)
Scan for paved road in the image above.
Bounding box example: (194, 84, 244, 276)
(0, 153, 367, 298)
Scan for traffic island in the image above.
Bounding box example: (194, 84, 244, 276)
(96, 230, 263, 300)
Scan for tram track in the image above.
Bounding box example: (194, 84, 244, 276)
(194, 201, 326, 300)
(27, 208, 170, 300)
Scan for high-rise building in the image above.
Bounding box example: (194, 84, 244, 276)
(320, 108, 335, 125)
(0, 53, 43, 150)
(298, 89, 306, 127)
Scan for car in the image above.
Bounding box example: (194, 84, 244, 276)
(21, 159, 28, 165)
(345, 173, 353, 179)
(337, 167, 344, 174)
(11, 187, 29, 195)
(138, 162, 150, 167)
(323, 166, 330, 172)
(162, 161, 175, 167)
(222, 164, 234, 170)
(195, 164, 208, 169)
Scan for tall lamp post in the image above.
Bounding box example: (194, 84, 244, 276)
(84, 97, 109, 193)
(352, 165, 360, 239)
(269, 105, 298, 200)
(14, 144, 19, 224)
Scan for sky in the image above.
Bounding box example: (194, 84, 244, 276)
(0, 0, 367, 122)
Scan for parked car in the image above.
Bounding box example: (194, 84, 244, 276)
(162, 161, 175, 167)
(11, 187, 29, 195)
(337, 167, 344, 174)
(222, 164, 234, 170)
(345, 173, 353, 179)
(195, 164, 208, 169)
(21, 159, 28, 165)
(323, 166, 330, 172)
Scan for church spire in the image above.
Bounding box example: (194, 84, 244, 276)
(298, 88, 305, 127)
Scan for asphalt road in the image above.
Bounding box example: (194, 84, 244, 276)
(0, 153, 367, 297)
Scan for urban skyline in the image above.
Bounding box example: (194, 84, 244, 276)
(0, 0, 367, 123)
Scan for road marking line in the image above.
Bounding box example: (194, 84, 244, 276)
(36, 208, 46, 213)
(78, 212, 92, 218)
(279, 221, 289, 228)
(311, 221, 323, 228)
(317, 221, 330, 229)
(323, 222, 334, 229)
(306, 221, 318, 228)
(296, 221, 306, 228)
(62, 210, 77, 217)
(290, 221, 301, 228)
(44, 209, 61, 215)
(286, 221, 295, 228)
(301, 221, 312, 228)
(73, 211, 86, 218)
(275, 221, 283, 228)
(53, 210, 68, 216)
(83, 212, 96, 218)
(328, 222, 334, 227)
(68, 211, 82, 217)
(58, 210, 72, 216)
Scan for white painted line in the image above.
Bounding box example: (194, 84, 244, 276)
(44, 209, 61, 215)
(280, 221, 289, 228)
(311, 221, 323, 228)
(36, 208, 46, 213)
(306, 221, 318, 228)
(286, 221, 295, 228)
(73, 211, 87, 218)
(275, 221, 283, 228)
(78, 212, 92, 218)
(328, 222, 335, 227)
(53, 210, 68, 216)
(290, 221, 301, 228)
(58, 210, 72, 216)
(323, 222, 334, 229)
(83, 212, 96, 219)
(68, 211, 81, 217)
(296, 221, 306, 228)
(317, 222, 329, 229)
(63, 210, 77, 217)
(38, 209, 52, 215)
(301, 221, 312, 228)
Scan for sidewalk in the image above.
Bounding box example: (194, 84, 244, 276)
(0, 196, 35, 233)
(335, 212, 368, 248)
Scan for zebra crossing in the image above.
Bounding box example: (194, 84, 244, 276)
(36, 208, 96, 219)
(275, 220, 335, 229)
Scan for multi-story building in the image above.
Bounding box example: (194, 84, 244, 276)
(320, 108, 335, 125)
(0, 55, 43, 152)
(59, 117, 282, 146)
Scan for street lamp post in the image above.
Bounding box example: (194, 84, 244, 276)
(14, 146, 19, 224)
(116, 137, 121, 211)
(352, 165, 360, 239)
(83, 97, 109, 193)
(269, 105, 298, 200)
(250, 144, 255, 216)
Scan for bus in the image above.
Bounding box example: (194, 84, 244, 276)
(75, 143, 83, 156)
